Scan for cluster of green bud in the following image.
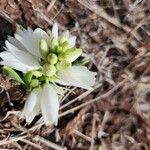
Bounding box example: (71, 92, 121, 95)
(39, 36, 82, 76)
(25, 35, 83, 88)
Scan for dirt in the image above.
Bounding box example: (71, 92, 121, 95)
(0, 0, 150, 149)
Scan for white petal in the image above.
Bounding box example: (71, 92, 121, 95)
(52, 23, 58, 38)
(0, 51, 18, 62)
(33, 28, 49, 40)
(8, 36, 27, 51)
(33, 28, 49, 56)
(0, 60, 33, 73)
(15, 28, 48, 58)
(51, 84, 65, 96)
(68, 36, 76, 48)
(15, 34, 41, 58)
(22, 88, 41, 124)
(41, 84, 59, 126)
(15, 28, 40, 57)
(58, 66, 97, 90)
(5, 41, 39, 68)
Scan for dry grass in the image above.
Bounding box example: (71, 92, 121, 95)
(0, 0, 150, 149)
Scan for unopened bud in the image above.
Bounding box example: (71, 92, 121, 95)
(47, 53, 58, 64)
(56, 60, 71, 71)
(40, 39, 49, 58)
(57, 46, 63, 53)
(30, 79, 39, 87)
(58, 53, 65, 61)
(43, 64, 56, 77)
(61, 41, 69, 52)
(59, 31, 68, 45)
(33, 70, 42, 77)
(50, 37, 58, 51)
(65, 48, 82, 63)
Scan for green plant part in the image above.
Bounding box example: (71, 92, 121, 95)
(50, 37, 59, 52)
(64, 48, 82, 63)
(33, 70, 43, 77)
(59, 33, 68, 45)
(56, 60, 71, 71)
(60, 41, 69, 52)
(43, 64, 56, 77)
(23, 71, 33, 85)
(40, 39, 49, 58)
(3, 66, 24, 84)
(47, 53, 58, 64)
(48, 75, 60, 82)
(30, 79, 40, 88)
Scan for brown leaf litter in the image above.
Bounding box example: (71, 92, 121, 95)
(0, 0, 150, 149)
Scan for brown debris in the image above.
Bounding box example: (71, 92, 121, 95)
(0, 0, 150, 149)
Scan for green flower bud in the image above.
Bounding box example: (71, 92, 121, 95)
(59, 33, 68, 45)
(43, 64, 56, 77)
(56, 60, 71, 71)
(58, 53, 65, 61)
(50, 37, 58, 51)
(57, 46, 63, 53)
(61, 41, 69, 52)
(65, 48, 82, 63)
(49, 75, 60, 82)
(30, 79, 39, 87)
(40, 39, 49, 58)
(33, 70, 42, 77)
(47, 53, 58, 64)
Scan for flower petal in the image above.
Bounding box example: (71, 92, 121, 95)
(58, 66, 97, 90)
(33, 28, 49, 40)
(16, 26, 33, 37)
(22, 88, 41, 124)
(0, 51, 32, 72)
(8, 36, 27, 51)
(51, 84, 65, 96)
(41, 84, 59, 126)
(0, 51, 18, 62)
(33, 28, 49, 56)
(52, 23, 58, 38)
(15, 29, 40, 57)
(0, 60, 33, 73)
(5, 40, 39, 68)
(68, 36, 76, 48)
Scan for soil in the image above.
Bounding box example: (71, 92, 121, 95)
(0, 0, 150, 149)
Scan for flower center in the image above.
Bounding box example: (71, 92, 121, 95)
(25, 36, 82, 88)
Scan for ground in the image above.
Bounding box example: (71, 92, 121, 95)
(0, 0, 150, 149)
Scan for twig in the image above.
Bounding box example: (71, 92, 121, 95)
(60, 83, 102, 110)
(0, 136, 27, 146)
(0, 10, 15, 24)
(20, 139, 42, 149)
(59, 79, 127, 118)
(47, 0, 57, 12)
(6, 91, 13, 106)
(33, 136, 66, 150)
(90, 113, 98, 150)
(127, 15, 150, 42)
(77, 0, 141, 41)
(73, 129, 92, 142)
(60, 87, 76, 104)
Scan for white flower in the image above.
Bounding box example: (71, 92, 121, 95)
(0, 27, 49, 73)
(0, 23, 97, 126)
(23, 84, 59, 125)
